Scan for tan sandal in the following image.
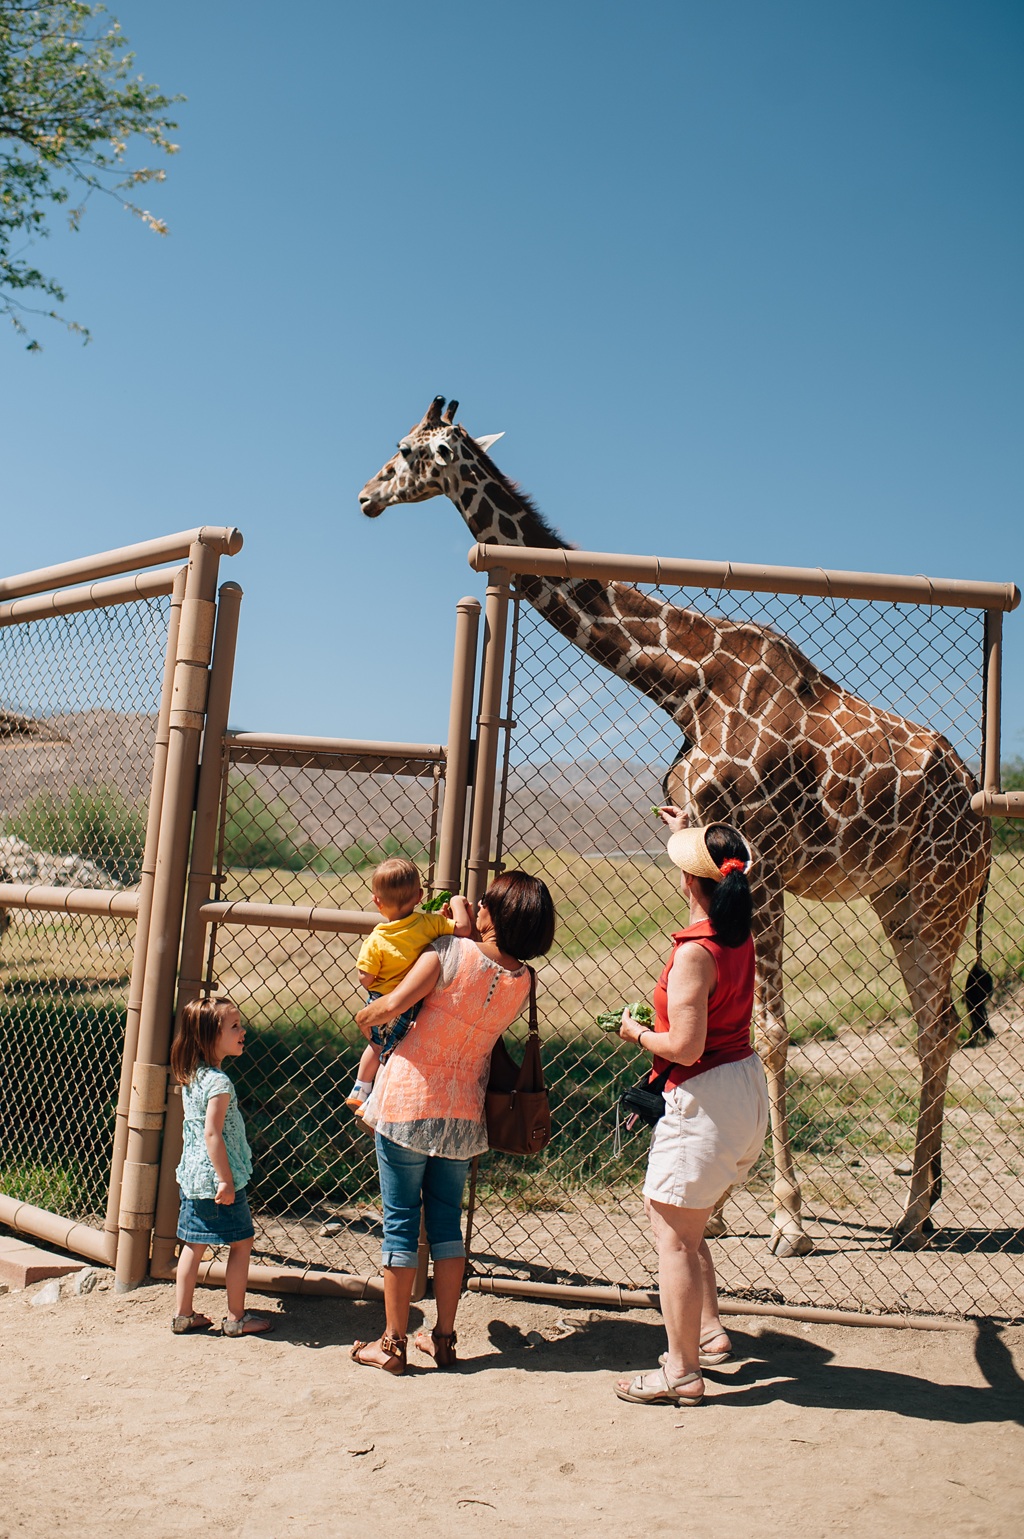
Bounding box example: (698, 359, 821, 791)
(414, 1328, 458, 1367)
(615, 1367, 704, 1406)
(350, 1332, 407, 1374)
(698, 1327, 732, 1365)
(659, 1330, 732, 1370)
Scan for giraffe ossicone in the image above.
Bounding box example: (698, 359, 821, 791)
(358, 396, 993, 1257)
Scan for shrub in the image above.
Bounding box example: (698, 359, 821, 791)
(994, 758, 1024, 852)
(6, 785, 146, 885)
(221, 777, 430, 874)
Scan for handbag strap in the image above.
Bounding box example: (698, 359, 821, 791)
(528, 966, 537, 1038)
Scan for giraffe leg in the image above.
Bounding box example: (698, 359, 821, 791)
(754, 893, 813, 1259)
(871, 883, 944, 1248)
(873, 783, 983, 1249)
(703, 1187, 731, 1239)
(892, 1026, 956, 1249)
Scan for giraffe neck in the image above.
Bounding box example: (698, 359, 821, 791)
(441, 439, 726, 732)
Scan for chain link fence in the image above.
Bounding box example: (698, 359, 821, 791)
(203, 739, 447, 1276)
(0, 598, 171, 1224)
(467, 584, 1023, 1318)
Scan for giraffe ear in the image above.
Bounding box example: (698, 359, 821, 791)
(474, 432, 505, 453)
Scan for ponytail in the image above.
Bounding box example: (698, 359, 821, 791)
(699, 825, 753, 948)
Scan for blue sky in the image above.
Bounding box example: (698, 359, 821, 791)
(2, 0, 1022, 758)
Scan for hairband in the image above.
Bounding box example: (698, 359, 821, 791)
(719, 858, 748, 877)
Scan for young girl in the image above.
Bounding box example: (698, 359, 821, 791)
(170, 995, 275, 1337)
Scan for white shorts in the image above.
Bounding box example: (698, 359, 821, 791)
(642, 1053, 770, 1210)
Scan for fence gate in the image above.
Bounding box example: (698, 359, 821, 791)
(0, 529, 243, 1287)
(466, 547, 1022, 1320)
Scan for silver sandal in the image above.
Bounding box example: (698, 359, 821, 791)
(172, 1312, 212, 1334)
(615, 1367, 704, 1406)
(222, 1311, 276, 1337)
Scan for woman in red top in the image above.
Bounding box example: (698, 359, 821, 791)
(615, 811, 769, 1409)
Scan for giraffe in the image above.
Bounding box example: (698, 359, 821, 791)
(358, 396, 992, 1255)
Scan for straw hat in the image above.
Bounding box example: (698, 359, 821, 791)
(666, 826, 752, 882)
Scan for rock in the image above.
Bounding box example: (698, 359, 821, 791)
(73, 1267, 99, 1295)
(525, 1330, 545, 1347)
(893, 1162, 913, 1176)
(0, 1282, 8, 1296)
(31, 1279, 61, 1306)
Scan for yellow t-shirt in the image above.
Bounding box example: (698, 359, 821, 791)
(356, 911, 456, 995)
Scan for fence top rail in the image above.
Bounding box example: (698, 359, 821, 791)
(468, 543, 1021, 613)
(0, 526, 243, 604)
(0, 565, 185, 629)
(226, 732, 446, 762)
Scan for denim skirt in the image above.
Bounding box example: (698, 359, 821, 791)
(177, 1187, 255, 1245)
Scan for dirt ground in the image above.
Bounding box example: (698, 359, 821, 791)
(1, 1268, 1022, 1539)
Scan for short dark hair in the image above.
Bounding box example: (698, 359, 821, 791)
(481, 870, 555, 961)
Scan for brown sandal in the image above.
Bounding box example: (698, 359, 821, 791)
(414, 1328, 458, 1368)
(350, 1332, 407, 1375)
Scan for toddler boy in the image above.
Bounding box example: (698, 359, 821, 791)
(346, 857, 472, 1109)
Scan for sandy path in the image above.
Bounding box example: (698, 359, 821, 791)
(1, 1268, 1022, 1539)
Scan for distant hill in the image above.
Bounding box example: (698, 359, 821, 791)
(1, 711, 670, 860)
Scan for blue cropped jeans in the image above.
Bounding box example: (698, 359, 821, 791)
(374, 1133, 471, 1269)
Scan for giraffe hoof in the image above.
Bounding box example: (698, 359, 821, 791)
(890, 1230, 930, 1251)
(768, 1230, 814, 1259)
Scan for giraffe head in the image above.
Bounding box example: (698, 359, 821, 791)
(358, 394, 504, 521)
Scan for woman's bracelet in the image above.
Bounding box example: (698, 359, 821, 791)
(636, 1028, 646, 1048)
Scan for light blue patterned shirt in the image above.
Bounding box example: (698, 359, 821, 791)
(175, 1064, 253, 1199)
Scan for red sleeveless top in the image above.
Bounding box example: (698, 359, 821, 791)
(651, 918, 755, 1089)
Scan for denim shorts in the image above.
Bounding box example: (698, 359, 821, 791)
(366, 991, 422, 1062)
(375, 1133, 470, 1269)
(177, 1188, 255, 1245)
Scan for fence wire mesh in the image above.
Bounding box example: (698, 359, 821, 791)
(469, 583, 1023, 1319)
(0, 598, 171, 1223)
(204, 742, 446, 1275)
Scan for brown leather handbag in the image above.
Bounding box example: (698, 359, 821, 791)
(485, 968, 551, 1155)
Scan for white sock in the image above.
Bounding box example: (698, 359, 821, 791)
(351, 1080, 372, 1096)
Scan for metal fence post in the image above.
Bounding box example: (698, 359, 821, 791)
(149, 582, 244, 1279)
(102, 565, 188, 1259)
(435, 596, 481, 894)
(982, 608, 1002, 794)
(465, 569, 510, 908)
(114, 537, 223, 1290)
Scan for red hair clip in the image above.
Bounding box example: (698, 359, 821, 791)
(719, 858, 747, 877)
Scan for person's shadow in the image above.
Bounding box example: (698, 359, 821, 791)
(697, 1322, 1024, 1427)
(248, 1298, 1024, 1417)
(477, 1317, 1024, 1427)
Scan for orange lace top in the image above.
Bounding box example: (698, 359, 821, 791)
(360, 935, 531, 1158)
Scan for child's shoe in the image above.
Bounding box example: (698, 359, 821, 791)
(345, 1080, 372, 1111)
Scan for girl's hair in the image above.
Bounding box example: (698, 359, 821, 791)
(696, 825, 753, 949)
(481, 871, 556, 961)
(170, 996, 238, 1085)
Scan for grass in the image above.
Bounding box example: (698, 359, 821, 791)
(2, 841, 1021, 1224)
(0, 998, 121, 1218)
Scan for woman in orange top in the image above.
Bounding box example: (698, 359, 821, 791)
(350, 870, 555, 1376)
(615, 811, 768, 1408)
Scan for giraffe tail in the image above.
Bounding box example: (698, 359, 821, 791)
(963, 877, 994, 1048)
